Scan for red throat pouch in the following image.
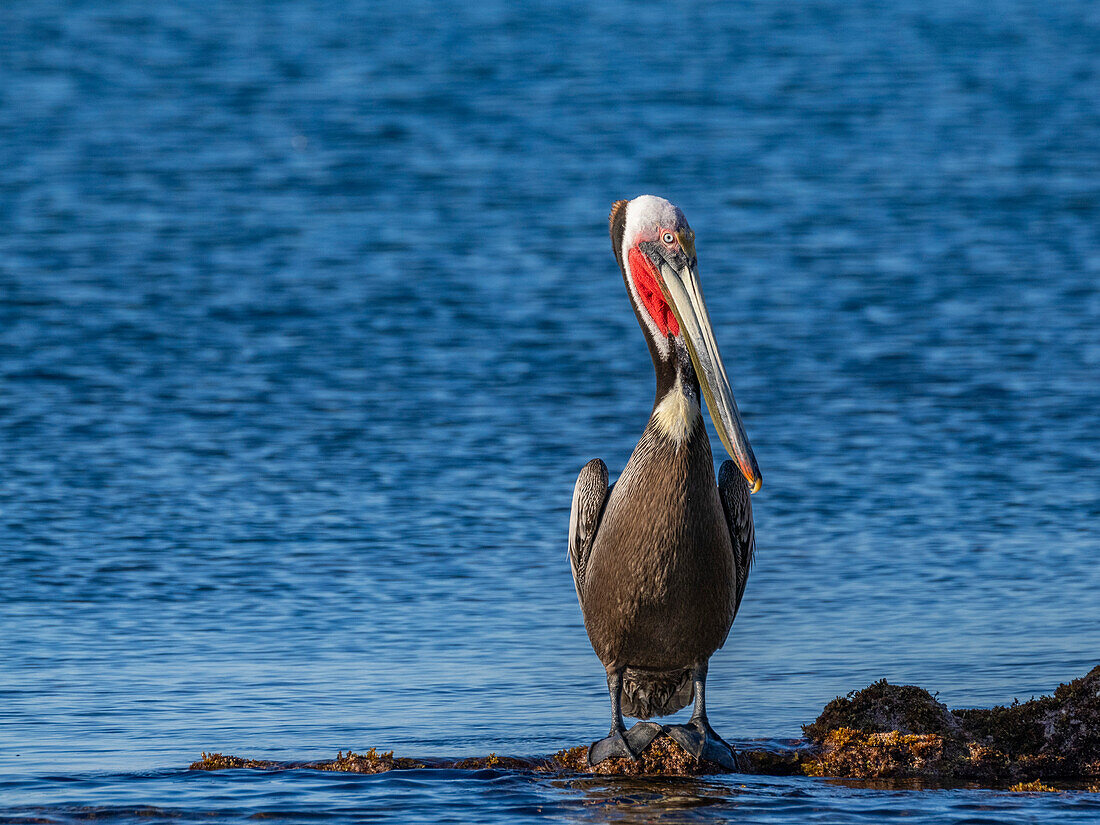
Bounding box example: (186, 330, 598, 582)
(628, 246, 680, 337)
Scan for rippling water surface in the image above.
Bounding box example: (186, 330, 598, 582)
(2, 0, 1099, 821)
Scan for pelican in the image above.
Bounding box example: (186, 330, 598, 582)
(568, 196, 761, 769)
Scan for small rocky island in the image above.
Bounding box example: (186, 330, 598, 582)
(799, 664, 1100, 787)
(193, 666, 1100, 790)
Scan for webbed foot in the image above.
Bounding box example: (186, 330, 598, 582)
(587, 727, 634, 764)
(664, 718, 739, 771)
(587, 721, 665, 765)
(624, 721, 664, 754)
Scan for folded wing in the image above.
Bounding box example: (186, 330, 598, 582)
(568, 458, 610, 606)
(718, 459, 755, 619)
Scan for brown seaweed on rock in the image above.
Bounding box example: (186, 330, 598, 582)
(803, 728, 965, 780)
(192, 752, 281, 770)
(317, 749, 426, 773)
(581, 736, 725, 777)
(1009, 779, 1059, 792)
(803, 680, 963, 742)
(802, 665, 1100, 783)
(956, 664, 1100, 780)
(801, 680, 971, 780)
(191, 738, 728, 777)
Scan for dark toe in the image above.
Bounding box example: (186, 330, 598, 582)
(697, 735, 739, 771)
(664, 724, 704, 758)
(664, 721, 739, 771)
(624, 721, 664, 754)
(587, 729, 636, 765)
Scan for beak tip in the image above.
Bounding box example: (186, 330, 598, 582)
(751, 476, 762, 494)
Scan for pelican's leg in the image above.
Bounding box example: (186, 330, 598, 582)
(587, 667, 638, 765)
(664, 661, 739, 770)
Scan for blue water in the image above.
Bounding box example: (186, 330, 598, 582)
(2, 0, 1099, 821)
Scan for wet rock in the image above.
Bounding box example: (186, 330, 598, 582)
(1009, 779, 1059, 792)
(802, 666, 1100, 783)
(190, 738, 729, 777)
(542, 745, 590, 772)
(801, 680, 973, 780)
(738, 741, 811, 776)
(803, 680, 963, 742)
(317, 749, 425, 773)
(583, 736, 723, 777)
(802, 728, 962, 780)
(450, 753, 546, 771)
(956, 664, 1100, 780)
(483, 737, 733, 776)
(190, 752, 280, 770)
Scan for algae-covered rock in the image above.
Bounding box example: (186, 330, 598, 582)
(1041, 664, 1100, 776)
(189, 736, 734, 778)
(543, 745, 591, 773)
(584, 736, 727, 777)
(964, 741, 1011, 778)
(804, 680, 963, 742)
(1009, 779, 1059, 792)
(317, 748, 425, 773)
(954, 698, 1051, 755)
(532, 737, 736, 776)
(191, 752, 280, 770)
(738, 742, 809, 776)
(802, 666, 1100, 782)
(452, 752, 554, 771)
(802, 728, 962, 780)
(801, 680, 972, 780)
(955, 665, 1100, 779)
(451, 739, 730, 775)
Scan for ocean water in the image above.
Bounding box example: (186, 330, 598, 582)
(2, 0, 1099, 821)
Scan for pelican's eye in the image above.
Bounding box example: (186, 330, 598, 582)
(661, 231, 675, 245)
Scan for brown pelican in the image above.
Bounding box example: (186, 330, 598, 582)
(568, 196, 761, 769)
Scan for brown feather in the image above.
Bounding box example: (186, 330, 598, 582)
(609, 199, 629, 233)
(719, 459, 755, 619)
(621, 666, 694, 720)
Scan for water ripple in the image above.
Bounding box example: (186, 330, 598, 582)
(3, 0, 1099, 821)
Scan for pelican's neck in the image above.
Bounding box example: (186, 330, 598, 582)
(650, 339, 702, 446)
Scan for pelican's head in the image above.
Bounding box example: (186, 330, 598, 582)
(610, 195, 761, 493)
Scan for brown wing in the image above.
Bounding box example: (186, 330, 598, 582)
(718, 460, 755, 616)
(568, 458, 609, 607)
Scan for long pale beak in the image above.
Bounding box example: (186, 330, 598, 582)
(653, 236, 762, 493)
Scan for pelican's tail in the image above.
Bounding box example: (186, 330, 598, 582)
(621, 667, 694, 720)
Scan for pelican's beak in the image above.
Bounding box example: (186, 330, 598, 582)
(650, 231, 762, 493)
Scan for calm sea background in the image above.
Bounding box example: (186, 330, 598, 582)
(2, 0, 1099, 822)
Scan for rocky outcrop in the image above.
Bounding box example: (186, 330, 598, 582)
(801, 665, 1100, 783)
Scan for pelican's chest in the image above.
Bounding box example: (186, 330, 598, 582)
(593, 424, 733, 593)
